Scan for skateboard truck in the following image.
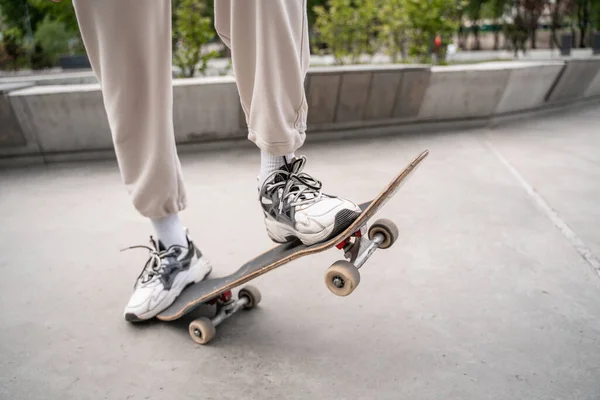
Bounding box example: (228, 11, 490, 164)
(340, 226, 377, 268)
(188, 286, 261, 345)
(325, 219, 399, 297)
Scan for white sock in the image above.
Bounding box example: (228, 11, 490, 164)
(259, 150, 295, 187)
(150, 213, 188, 249)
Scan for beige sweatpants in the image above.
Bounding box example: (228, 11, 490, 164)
(72, 0, 309, 219)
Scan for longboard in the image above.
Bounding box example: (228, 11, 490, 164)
(158, 150, 429, 333)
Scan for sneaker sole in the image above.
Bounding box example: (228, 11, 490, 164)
(266, 208, 361, 246)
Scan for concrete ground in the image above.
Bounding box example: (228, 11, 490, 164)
(1, 107, 600, 400)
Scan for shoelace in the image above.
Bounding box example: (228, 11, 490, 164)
(121, 237, 186, 285)
(264, 157, 323, 214)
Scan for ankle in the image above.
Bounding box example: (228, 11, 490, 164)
(150, 214, 188, 249)
(259, 150, 294, 187)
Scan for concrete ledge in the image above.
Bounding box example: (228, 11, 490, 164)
(491, 95, 600, 127)
(306, 65, 430, 128)
(494, 61, 565, 113)
(8, 84, 112, 154)
(2, 60, 600, 164)
(5, 77, 245, 157)
(0, 83, 34, 149)
(0, 71, 98, 86)
(546, 58, 600, 102)
(584, 68, 600, 97)
(2, 95, 598, 167)
(419, 64, 511, 120)
(173, 77, 243, 142)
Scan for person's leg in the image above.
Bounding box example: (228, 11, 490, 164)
(215, 0, 308, 163)
(215, 0, 361, 246)
(73, 0, 185, 246)
(73, 0, 211, 321)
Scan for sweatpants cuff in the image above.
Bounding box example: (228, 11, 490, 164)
(248, 130, 306, 156)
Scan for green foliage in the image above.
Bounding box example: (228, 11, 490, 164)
(377, 0, 410, 62)
(465, 0, 487, 49)
(34, 16, 70, 65)
(0, 0, 81, 70)
(465, 0, 486, 21)
(0, 0, 78, 35)
(0, 0, 41, 35)
(482, 0, 509, 20)
(404, 0, 464, 61)
(570, 0, 598, 47)
(30, 41, 52, 69)
(308, 0, 328, 31)
(314, 0, 463, 64)
(313, 0, 378, 64)
(593, 0, 600, 29)
(173, 0, 217, 77)
(172, 0, 217, 51)
(478, 0, 509, 50)
(29, 0, 78, 33)
(504, 15, 529, 55)
(0, 27, 27, 70)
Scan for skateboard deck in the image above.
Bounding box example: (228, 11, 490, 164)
(158, 150, 429, 323)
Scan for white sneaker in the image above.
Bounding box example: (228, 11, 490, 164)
(123, 235, 211, 322)
(259, 156, 361, 246)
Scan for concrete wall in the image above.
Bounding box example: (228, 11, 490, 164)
(419, 64, 510, 120)
(9, 84, 112, 154)
(584, 68, 600, 98)
(306, 65, 430, 130)
(2, 59, 600, 162)
(0, 83, 33, 149)
(5, 78, 246, 156)
(0, 71, 98, 86)
(172, 77, 243, 142)
(546, 59, 600, 102)
(494, 62, 565, 114)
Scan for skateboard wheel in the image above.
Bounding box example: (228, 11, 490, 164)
(238, 285, 261, 309)
(368, 219, 399, 249)
(188, 317, 216, 345)
(324, 260, 360, 297)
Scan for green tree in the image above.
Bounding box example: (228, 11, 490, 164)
(0, 27, 26, 70)
(314, 0, 378, 64)
(523, 0, 546, 49)
(172, 0, 218, 54)
(0, 0, 42, 37)
(30, 41, 52, 69)
(574, 0, 592, 47)
(404, 0, 464, 62)
(29, 0, 78, 33)
(307, 0, 329, 51)
(482, 0, 510, 50)
(504, 12, 529, 55)
(33, 16, 70, 65)
(0, 0, 77, 36)
(593, 0, 600, 30)
(308, 0, 329, 29)
(173, 0, 218, 77)
(466, 0, 488, 50)
(0, 0, 81, 66)
(548, 0, 574, 49)
(377, 0, 410, 62)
